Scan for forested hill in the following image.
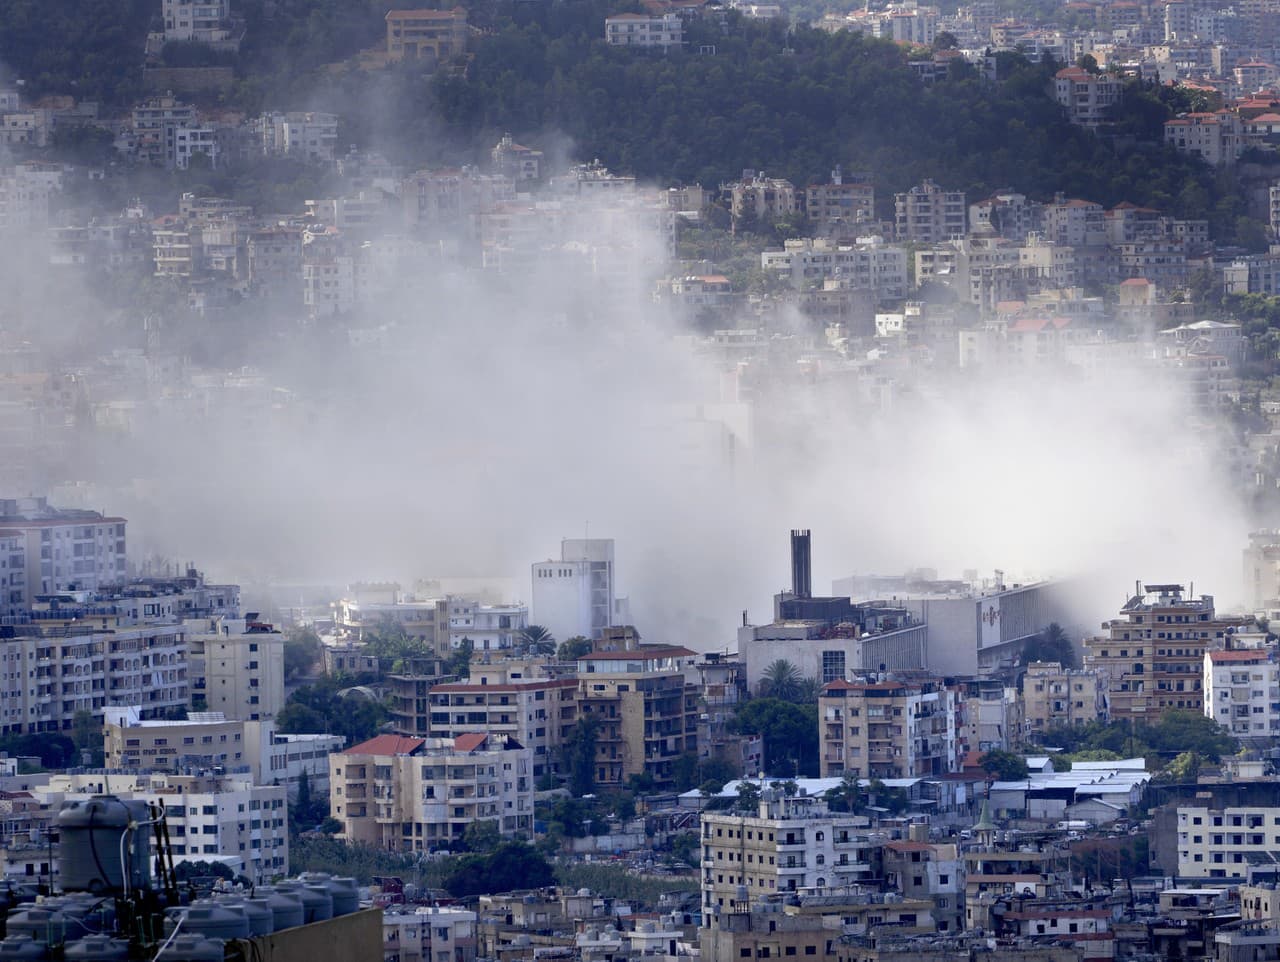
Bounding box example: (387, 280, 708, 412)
(422, 6, 1232, 226)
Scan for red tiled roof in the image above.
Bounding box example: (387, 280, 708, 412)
(885, 840, 935, 852)
(344, 734, 425, 756)
(1120, 277, 1152, 286)
(821, 679, 859, 691)
(454, 733, 489, 752)
(430, 678, 577, 693)
(1208, 649, 1267, 662)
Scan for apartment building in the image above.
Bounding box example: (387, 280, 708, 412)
(818, 677, 958, 779)
(1083, 583, 1250, 718)
(428, 672, 577, 778)
(804, 170, 875, 237)
(604, 13, 684, 47)
(186, 615, 285, 720)
(491, 134, 543, 182)
(531, 539, 616, 643)
(1021, 661, 1108, 734)
(1164, 111, 1244, 165)
(447, 600, 528, 652)
(954, 676, 1022, 755)
(1042, 197, 1107, 247)
(161, 0, 232, 43)
(761, 237, 908, 299)
(575, 646, 699, 788)
(385, 8, 470, 64)
(699, 792, 883, 916)
(1052, 66, 1123, 127)
(726, 172, 799, 223)
(330, 732, 533, 852)
(102, 706, 341, 797)
(383, 905, 477, 962)
(131, 96, 199, 167)
(1176, 803, 1280, 879)
(258, 112, 339, 163)
(1244, 530, 1280, 611)
(1203, 648, 1280, 738)
(883, 836, 964, 933)
(0, 497, 126, 597)
(894, 179, 966, 243)
(41, 770, 288, 884)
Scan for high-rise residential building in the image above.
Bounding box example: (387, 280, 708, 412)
(185, 614, 285, 720)
(531, 539, 616, 642)
(1082, 583, 1250, 719)
(428, 665, 578, 778)
(330, 732, 533, 852)
(1203, 648, 1280, 739)
(818, 676, 958, 779)
(1244, 529, 1280, 612)
(894, 179, 966, 243)
(0, 497, 126, 599)
(1021, 661, 1108, 735)
(574, 645, 699, 788)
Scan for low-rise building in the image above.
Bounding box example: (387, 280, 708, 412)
(386, 8, 469, 64)
(1021, 661, 1108, 734)
(1177, 802, 1280, 879)
(330, 732, 533, 851)
(1052, 66, 1123, 127)
(604, 12, 684, 47)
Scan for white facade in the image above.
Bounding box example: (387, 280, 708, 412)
(259, 112, 339, 163)
(1203, 649, 1280, 738)
(604, 13, 683, 47)
(0, 498, 126, 597)
(761, 237, 908, 299)
(446, 601, 528, 651)
(162, 0, 232, 42)
(1177, 804, 1280, 879)
(383, 906, 477, 962)
(531, 538, 615, 642)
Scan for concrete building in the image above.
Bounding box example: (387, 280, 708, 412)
(258, 112, 339, 164)
(1083, 583, 1250, 719)
(1042, 198, 1106, 247)
(1177, 802, 1280, 879)
(1203, 648, 1280, 739)
(804, 169, 875, 237)
(1245, 530, 1280, 612)
(883, 837, 964, 933)
(161, 0, 233, 43)
(699, 791, 885, 916)
(831, 573, 1065, 678)
(383, 905, 477, 962)
(186, 615, 285, 720)
(761, 237, 909, 300)
(604, 12, 684, 47)
(446, 600, 528, 652)
(428, 670, 578, 778)
(1164, 111, 1244, 166)
(531, 539, 616, 642)
(1052, 66, 1124, 127)
(0, 497, 126, 597)
(1021, 661, 1108, 735)
(40, 770, 288, 884)
(102, 705, 342, 799)
(330, 732, 533, 851)
(727, 171, 799, 223)
(385, 8, 469, 64)
(574, 646, 699, 788)
(895, 179, 966, 243)
(818, 677, 959, 779)
(490, 134, 542, 182)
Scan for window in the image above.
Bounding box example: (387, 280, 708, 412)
(821, 650, 846, 684)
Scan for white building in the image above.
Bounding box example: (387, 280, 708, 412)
(1176, 802, 1280, 879)
(161, 0, 234, 44)
(1203, 648, 1280, 738)
(761, 237, 908, 299)
(259, 112, 339, 164)
(0, 497, 125, 597)
(446, 600, 528, 652)
(1052, 67, 1123, 127)
(604, 13, 683, 47)
(382, 905, 477, 962)
(531, 538, 616, 642)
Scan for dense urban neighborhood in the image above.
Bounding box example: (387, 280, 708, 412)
(7, 0, 1280, 960)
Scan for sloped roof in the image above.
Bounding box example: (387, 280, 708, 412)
(344, 734, 425, 756)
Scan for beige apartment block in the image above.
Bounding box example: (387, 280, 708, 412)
(818, 677, 957, 779)
(1021, 661, 1108, 735)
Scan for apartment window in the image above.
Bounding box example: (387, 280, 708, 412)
(821, 650, 846, 684)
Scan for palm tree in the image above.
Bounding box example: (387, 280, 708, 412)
(519, 624, 555, 654)
(760, 659, 801, 700)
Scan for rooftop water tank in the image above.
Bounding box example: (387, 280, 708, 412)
(215, 898, 272, 937)
(298, 875, 358, 918)
(155, 935, 225, 962)
(0, 937, 47, 962)
(6, 908, 69, 947)
(55, 797, 152, 895)
(274, 882, 330, 923)
(250, 889, 303, 932)
(169, 902, 249, 941)
(63, 936, 129, 962)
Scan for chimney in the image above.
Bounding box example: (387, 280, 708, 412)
(790, 529, 812, 600)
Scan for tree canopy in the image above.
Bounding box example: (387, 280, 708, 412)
(730, 698, 819, 777)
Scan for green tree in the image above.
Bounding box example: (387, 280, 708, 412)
(519, 625, 555, 653)
(284, 627, 323, 682)
(462, 818, 502, 853)
(1022, 623, 1077, 668)
(979, 749, 1030, 780)
(735, 780, 761, 811)
(824, 772, 863, 813)
(557, 636, 593, 661)
(731, 698, 819, 776)
(446, 638, 474, 678)
(444, 841, 553, 897)
(71, 709, 103, 767)
(566, 716, 600, 797)
(758, 659, 802, 700)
